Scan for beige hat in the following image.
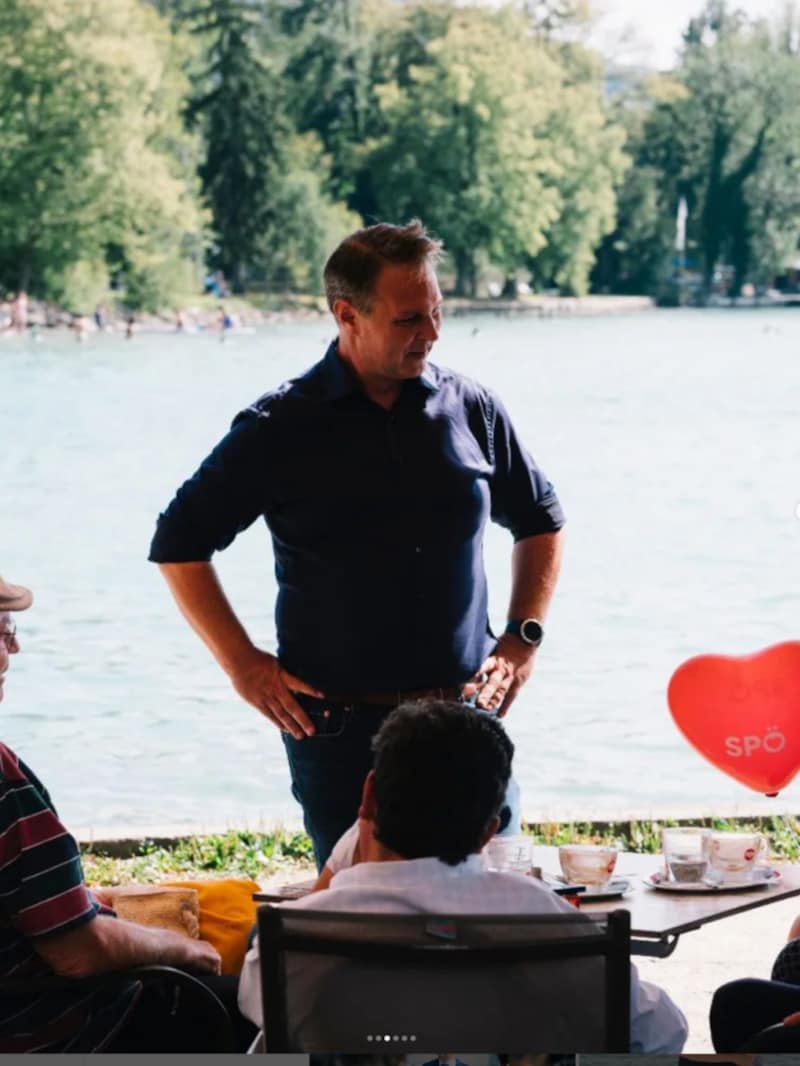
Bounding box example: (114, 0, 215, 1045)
(0, 577, 33, 612)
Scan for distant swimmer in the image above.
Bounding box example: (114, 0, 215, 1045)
(9, 291, 27, 333)
(94, 303, 109, 332)
(218, 305, 236, 342)
(71, 314, 90, 342)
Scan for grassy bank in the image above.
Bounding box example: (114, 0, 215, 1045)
(81, 813, 800, 886)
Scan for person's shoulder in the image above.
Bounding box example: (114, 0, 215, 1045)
(236, 357, 330, 426)
(0, 741, 28, 785)
(427, 363, 496, 408)
(485, 869, 577, 913)
(0, 744, 56, 830)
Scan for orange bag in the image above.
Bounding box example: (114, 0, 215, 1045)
(163, 878, 260, 976)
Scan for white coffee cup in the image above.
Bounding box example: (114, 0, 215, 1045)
(558, 844, 618, 887)
(708, 831, 766, 884)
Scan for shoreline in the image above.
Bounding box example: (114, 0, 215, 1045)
(76, 805, 800, 857)
(3, 293, 656, 335)
(9, 292, 800, 334)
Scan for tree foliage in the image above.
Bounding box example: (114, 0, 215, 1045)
(0, 0, 204, 308)
(364, 4, 622, 296)
(4, 0, 800, 308)
(608, 1, 800, 299)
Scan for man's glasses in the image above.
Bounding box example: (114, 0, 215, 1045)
(0, 624, 17, 649)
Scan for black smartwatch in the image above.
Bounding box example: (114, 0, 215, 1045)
(505, 618, 544, 647)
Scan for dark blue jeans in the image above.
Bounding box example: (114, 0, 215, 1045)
(282, 693, 517, 872)
(282, 695, 395, 870)
(710, 977, 800, 1050)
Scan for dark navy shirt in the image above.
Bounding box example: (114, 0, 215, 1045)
(149, 343, 565, 691)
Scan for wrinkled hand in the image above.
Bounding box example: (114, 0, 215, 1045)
(177, 937, 222, 976)
(461, 634, 536, 717)
(228, 648, 322, 739)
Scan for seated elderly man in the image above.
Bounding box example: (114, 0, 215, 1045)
(239, 699, 688, 1052)
(0, 574, 254, 1051)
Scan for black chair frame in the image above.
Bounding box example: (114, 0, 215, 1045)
(258, 905, 631, 1053)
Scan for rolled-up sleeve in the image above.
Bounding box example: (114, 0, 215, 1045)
(487, 391, 565, 540)
(148, 413, 270, 563)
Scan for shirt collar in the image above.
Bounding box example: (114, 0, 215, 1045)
(330, 852, 487, 888)
(317, 339, 440, 401)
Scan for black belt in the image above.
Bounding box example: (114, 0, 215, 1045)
(319, 686, 464, 708)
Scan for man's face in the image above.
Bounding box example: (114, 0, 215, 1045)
(0, 611, 19, 703)
(346, 262, 443, 384)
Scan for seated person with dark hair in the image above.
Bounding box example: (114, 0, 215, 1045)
(0, 574, 254, 1052)
(711, 911, 800, 1050)
(239, 699, 687, 1052)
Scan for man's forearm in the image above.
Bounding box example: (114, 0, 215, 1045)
(35, 915, 205, 979)
(507, 529, 564, 621)
(158, 561, 254, 675)
(159, 562, 319, 736)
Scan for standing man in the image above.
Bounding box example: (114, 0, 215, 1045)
(149, 220, 565, 869)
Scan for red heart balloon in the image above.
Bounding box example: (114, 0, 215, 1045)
(667, 642, 800, 796)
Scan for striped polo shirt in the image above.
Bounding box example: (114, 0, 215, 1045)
(0, 743, 136, 1051)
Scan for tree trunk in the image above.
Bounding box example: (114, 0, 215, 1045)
(720, 122, 768, 299)
(729, 199, 750, 298)
(454, 250, 477, 297)
(700, 122, 729, 300)
(232, 260, 246, 295)
(18, 248, 32, 293)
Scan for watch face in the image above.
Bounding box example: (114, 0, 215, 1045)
(521, 619, 544, 645)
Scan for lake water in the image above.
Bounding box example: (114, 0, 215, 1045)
(3, 308, 799, 837)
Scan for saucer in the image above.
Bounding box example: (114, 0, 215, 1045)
(552, 875, 632, 901)
(644, 866, 781, 893)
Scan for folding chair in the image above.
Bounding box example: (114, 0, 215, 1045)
(257, 906, 631, 1052)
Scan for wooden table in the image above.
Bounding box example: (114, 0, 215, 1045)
(535, 845, 800, 958)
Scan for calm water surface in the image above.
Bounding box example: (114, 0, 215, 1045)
(2, 309, 799, 835)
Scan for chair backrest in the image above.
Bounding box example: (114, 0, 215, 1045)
(257, 906, 630, 1053)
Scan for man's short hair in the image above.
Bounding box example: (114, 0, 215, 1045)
(370, 700, 514, 866)
(323, 219, 443, 313)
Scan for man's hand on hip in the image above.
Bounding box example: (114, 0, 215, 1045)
(228, 649, 322, 739)
(462, 634, 536, 717)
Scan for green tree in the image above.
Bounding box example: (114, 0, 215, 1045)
(184, 0, 357, 293)
(632, 1, 800, 298)
(590, 74, 681, 296)
(365, 6, 561, 295)
(524, 47, 626, 294)
(277, 0, 377, 206)
(185, 0, 292, 292)
(366, 3, 622, 296)
(275, 0, 433, 220)
(252, 132, 362, 293)
(0, 0, 204, 308)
